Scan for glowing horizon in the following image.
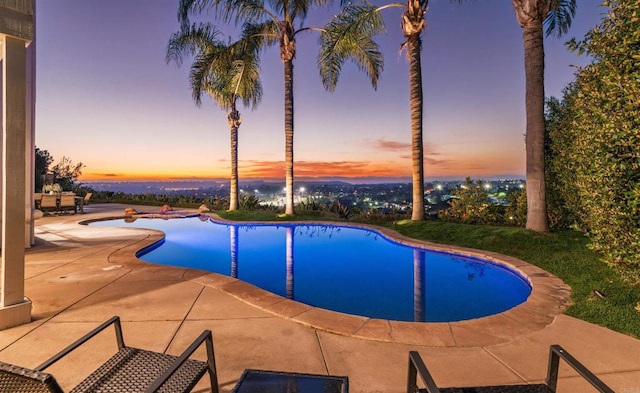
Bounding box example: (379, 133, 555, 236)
(79, 143, 526, 181)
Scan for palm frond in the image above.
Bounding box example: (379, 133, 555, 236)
(544, 0, 576, 38)
(215, 0, 276, 26)
(266, 0, 285, 18)
(230, 58, 263, 109)
(167, 20, 262, 111)
(166, 23, 223, 66)
(241, 21, 280, 51)
(179, 0, 277, 27)
(318, 1, 386, 91)
(290, 0, 332, 22)
(189, 51, 224, 106)
(177, 0, 216, 27)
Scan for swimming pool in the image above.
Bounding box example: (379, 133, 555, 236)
(91, 217, 531, 322)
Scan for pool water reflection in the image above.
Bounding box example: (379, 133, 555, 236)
(91, 217, 531, 322)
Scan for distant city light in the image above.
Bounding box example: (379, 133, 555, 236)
(484, 183, 491, 189)
(436, 184, 443, 190)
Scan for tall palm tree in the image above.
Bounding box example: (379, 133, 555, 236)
(318, 0, 429, 220)
(512, 0, 576, 232)
(178, 0, 331, 215)
(167, 22, 262, 211)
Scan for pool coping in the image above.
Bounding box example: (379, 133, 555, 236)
(95, 214, 572, 348)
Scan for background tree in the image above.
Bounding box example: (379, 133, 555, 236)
(51, 156, 85, 191)
(318, 0, 428, 220)
(511, 0, 577, 232)
(178, 0, 331, 215)
(167, 23, 262, 211)
(35, 147, 53, 192)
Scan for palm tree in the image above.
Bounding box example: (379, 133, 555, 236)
(167, 22, 262, 211)
(178, 0, 331, 215)
(512, 0, 576, 232)
(318, 0, 429, 220)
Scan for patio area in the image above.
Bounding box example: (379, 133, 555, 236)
(1, 204, 639, 392)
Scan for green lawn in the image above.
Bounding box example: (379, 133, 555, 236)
(216, 210, 640, 338)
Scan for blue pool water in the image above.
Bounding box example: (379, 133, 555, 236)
(91, 217, 531, 322)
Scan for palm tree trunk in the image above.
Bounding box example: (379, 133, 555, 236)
(228, 109, 240, 211)
(523, 24, 549, 232)
(408, 34, 425, 221)
(284, 58, 295, 215)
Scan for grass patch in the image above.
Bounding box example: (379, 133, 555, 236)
(215, 211, 640, 338)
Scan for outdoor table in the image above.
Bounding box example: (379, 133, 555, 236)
(231, 369, 348, 393)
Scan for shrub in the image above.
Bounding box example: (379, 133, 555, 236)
(544, 95, 586, 231)
(203, 196, 229, 211)
(504, 190, 527, 227)
(329, 201, 352, 219)
(439, 178, 503, 225)
(297, 199, 325, 212)
(559, 0, 640, 281)
(238, 194, 261, 210)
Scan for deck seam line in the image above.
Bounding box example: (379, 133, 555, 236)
(483, 347, 529, 383)
(315, 330, 331, 375)
(447, 323, 458, 347)
(163, 285, 206, 354)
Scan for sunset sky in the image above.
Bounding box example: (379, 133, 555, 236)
(35, 0, 606, 182)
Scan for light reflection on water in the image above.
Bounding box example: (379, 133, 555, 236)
(91, 217, 531, 322)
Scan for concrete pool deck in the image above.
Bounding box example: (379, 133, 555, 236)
(1, 204, 639, 392)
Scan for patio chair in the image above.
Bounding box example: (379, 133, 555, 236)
(0, 316, 219, 393)
(39, 194, 58, 215)
(34, 192, 43, 209)
(58, 193, 77, 214)
(83, 192, 92, 206)
(407, 345, 614, 393)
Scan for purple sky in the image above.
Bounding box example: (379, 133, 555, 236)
(35, 0, 606, 181)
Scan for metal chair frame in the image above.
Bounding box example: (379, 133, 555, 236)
(407, 345, 614, 393)
(0, 316, 219, 393)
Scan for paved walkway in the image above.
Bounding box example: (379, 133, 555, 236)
(1, 204, 639, 392)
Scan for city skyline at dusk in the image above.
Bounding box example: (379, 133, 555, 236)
(35, 0, 606, 182)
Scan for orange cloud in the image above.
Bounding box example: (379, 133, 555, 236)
(81, 171, 228, 181)
(369, 138, 442, 156)
(241, 160, 409, 178)
(371, 139, 410, 151)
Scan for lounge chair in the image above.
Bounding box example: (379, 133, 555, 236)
(0, 316, 219, 393)
(39, 194, 58, 215)
(407, 345, 613, 393)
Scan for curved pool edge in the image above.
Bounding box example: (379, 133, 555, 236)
(98, 214, 572, 348)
